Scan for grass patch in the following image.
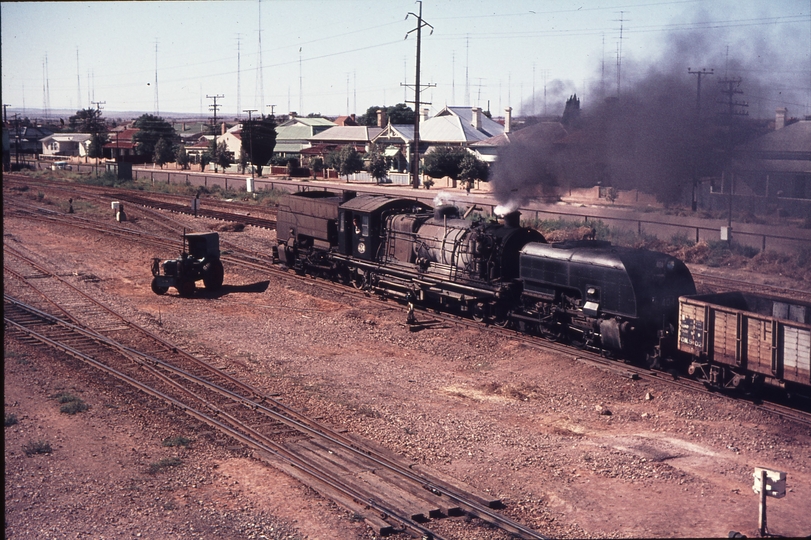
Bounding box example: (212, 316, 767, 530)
(149, 456, 183, 474)
(5, 413, 19, 427)
(52, 392, 90, 415)
(162, 436, 192, 448)
(23, 440, 52, 456)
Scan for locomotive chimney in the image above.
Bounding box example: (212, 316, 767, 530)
(471, 107, 482, 131)
(500, 211, 520, 228)
(775, 107, 787, 130)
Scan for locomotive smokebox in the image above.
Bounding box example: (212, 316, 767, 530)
(499, 211, 521, 228)
(434, 205, 460, 221)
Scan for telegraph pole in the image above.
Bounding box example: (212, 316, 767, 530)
(208, 94, 225, 172)
(243, 108, 257, 179)
(687, 68, 713, 211)
(404, 1, 434, 189)
(717, 76, 748, 235)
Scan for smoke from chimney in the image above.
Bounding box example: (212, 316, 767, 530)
(490, 11, 808, 209)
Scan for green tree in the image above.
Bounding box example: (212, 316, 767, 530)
(133, 114, 177, 158)
(459, 152, 489, 190)
(68, 108, 105, 134)
(175, 144, 190, 170)
(422, 146, 468, 181)
(365, 145, 387, 184)
(85, 134, 108, 160)
(238, 147, 249, 173)
(200, 151, 212, 172)
(212, 140, 234, 171)
(336, 145, 363, 181)
(241, 115, 277, 176)
(152, 138, 174, 169)
(358, 103, 415, 126)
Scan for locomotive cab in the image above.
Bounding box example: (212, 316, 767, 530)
(338, 196, 432, 261)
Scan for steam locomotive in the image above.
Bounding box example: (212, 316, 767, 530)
(271, 190, 809, 396)
(275, 190, 695, 362)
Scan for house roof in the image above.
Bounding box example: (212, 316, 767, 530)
(40, 133, 93, 144)
(277, 117, 335, 128)
(419, 106, 504, 144)
(309, 125, 382, 143)
(372, 123, 414, 143)
(276, 125, 315, 141)
(472, 122, 569, 147)
(739, 120, 811, 154)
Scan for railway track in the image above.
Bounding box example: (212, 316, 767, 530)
(4, 232, 547, 539)
(8, 192, 810, 429)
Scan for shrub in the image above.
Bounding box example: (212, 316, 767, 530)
(53, 392, 90, 415)
(5, 413, 19, 427)
(162, 436, 191, 448)
(148, 456, 182, 474)
(23, 440, 52, 456)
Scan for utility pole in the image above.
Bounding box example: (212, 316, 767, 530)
(3, 103, 9, 126)
(404, 1, 434, 189)
(208, 94, 225, 172)
(717, 76, 748, 235)
(243, 108, 257, 180)
(266, 104, 276, 118)
(687, 68, 713, 211)
(688, 68, 714, 115)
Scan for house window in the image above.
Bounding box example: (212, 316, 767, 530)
(361, 215, 369, 237)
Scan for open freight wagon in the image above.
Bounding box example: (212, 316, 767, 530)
(678, 292, 810, 393)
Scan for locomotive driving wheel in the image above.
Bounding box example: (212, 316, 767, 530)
(492, 304, 511, 328)
(471, 302, 486, 323)
(350, 269, 366, 290)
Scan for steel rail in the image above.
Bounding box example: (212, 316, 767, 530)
(3, 298, 446, 539)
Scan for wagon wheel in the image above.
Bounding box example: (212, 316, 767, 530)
(471, 302, 486, 323)
(202, 260, 224, 290)
(177, 279, 196, 297)
(150, 277, 168, 296)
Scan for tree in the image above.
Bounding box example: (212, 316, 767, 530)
(238, 147, 249, 174)
(175, 144, 190, 170)
(365, 145, 387, 184)
(241, 115, 277, 176)
(68, 108, 105, 134)
(422, 146, 468, 181)
(459, 152, 489, 190)
(358, 103, 415, 126)
(132, 114, 177, 158)
(85, 133, 108, 160)
(212, 140, 234, 171)
(152, 138, 174, 169)
(200, 152, 212, 172)
(335, 145, 363, 180)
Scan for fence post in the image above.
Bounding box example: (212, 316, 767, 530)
(696, 227, 700, 244)
(762, 235, 766, 252)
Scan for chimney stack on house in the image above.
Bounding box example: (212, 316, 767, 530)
(504, 107, 512, 134)
(350, 113, 356, 123)
(421, 108, 430, 123)
(471, 107, 482, 131)
(289, 112, 297, 120)
(775, 108, 787, 130)
(221, 122, 227, 136)
(376, 109, 387, 128)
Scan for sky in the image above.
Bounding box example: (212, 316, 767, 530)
(2, 0, 810, 120)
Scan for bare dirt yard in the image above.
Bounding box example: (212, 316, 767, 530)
(5, 189, 811, 539)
